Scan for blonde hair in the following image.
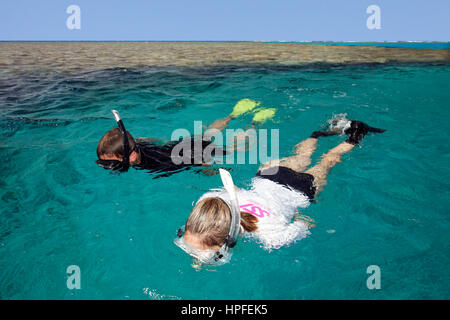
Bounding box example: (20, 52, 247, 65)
(185, 197, 258, 248)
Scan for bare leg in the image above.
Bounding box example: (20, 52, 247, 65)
(259, 137, 319, 172)
(305, 141, 354, 195)
(259, 119, 384, 195)
(207, 115, 234, 132)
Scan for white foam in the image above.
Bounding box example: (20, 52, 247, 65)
(328, 113, 351, 134)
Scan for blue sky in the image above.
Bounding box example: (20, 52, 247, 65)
(1, 0, 449, 41)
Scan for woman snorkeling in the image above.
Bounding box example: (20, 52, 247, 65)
(175, 116, 386, 264)
(96, 99, 275, 177)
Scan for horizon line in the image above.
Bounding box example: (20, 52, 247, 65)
(1, 40, 449, 43)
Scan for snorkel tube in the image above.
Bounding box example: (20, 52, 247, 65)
(174, 168, 241, 265)
(213, 168, 241, 261)
(96, 109, 132, 172)
(111, 109, 130, 170)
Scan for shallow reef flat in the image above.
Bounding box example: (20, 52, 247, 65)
(0, 42, 449, 77)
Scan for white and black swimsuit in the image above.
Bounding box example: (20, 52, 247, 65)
(198, 168, 313, 250)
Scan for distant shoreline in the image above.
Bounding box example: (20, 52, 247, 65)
(0, 41, 448, 50)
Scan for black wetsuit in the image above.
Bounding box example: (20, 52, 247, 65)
(133, 138, 217, 178)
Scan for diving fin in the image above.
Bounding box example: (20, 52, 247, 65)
(252, 108, 276, 125)
(230, 99, 260, 118)
(345, 120, 386, 145)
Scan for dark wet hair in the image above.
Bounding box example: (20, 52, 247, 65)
(97, 128, 136, 158)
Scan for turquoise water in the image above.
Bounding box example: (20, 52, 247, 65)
(1, 63, 449, 299)
(266, 42, 450, 49)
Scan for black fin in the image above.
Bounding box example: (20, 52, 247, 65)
(367, 126, 387, 133)
(344, 120, 386, 145)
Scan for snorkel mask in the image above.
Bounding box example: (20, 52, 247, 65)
(175, 169, 241, 265)
(96, 110, 132, 172)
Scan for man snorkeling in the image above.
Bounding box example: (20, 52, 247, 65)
(175, 116, 386, 265)
(96, 99, 276, 177)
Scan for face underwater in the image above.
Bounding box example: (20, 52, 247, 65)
(99, 150, 140, 165)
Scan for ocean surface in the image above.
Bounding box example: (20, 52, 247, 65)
(0, 42, 449, 299)
(264, 42, 450, 49)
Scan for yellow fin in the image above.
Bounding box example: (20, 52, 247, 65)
(252, 108, 276, 124)
(230, 98, 260, 118)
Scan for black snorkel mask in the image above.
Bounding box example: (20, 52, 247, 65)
(96, 110, 132, 173)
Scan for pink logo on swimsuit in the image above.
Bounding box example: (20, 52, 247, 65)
(240, 202, 271, 218)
